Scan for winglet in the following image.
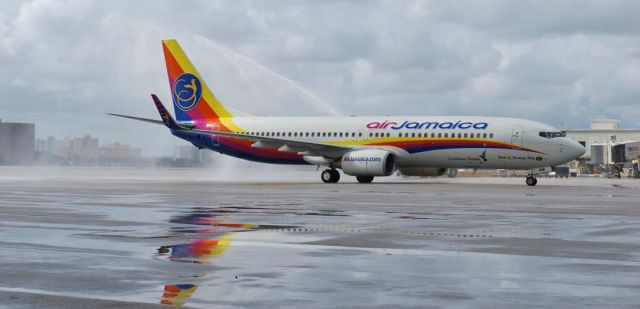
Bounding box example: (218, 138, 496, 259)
(151, 94, 181, 130)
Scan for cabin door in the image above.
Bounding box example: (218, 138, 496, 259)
(511, 126, 524, 149)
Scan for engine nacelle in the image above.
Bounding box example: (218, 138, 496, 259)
(398, 167, 447, 177)
(341, 149, 396, 177)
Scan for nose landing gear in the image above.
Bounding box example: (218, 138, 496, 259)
(321, 169, 340, 183)
(526, 175, 538, 186)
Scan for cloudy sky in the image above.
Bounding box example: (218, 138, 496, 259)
(1, 0, 639, 155)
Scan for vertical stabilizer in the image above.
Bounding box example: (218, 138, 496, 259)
(162, 39, 239, 131)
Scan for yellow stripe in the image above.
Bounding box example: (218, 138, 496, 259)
(163, 39, 242, 132)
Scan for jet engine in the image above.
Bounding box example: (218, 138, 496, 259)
(397, 167, 447, 177)
(341, 149, 396, 177)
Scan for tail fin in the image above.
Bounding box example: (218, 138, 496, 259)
(162, 39, 237, 130)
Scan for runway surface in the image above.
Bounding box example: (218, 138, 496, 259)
(1, 167, 639, 308)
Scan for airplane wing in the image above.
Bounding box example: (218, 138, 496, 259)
(109, 94, 351, 158)
(187, 126, 350, 158)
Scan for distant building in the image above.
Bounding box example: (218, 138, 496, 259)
(0, 119, 35, 165)
(35, 134, 142, 166)
(564, 119, 640, 159)
(35, 136, 56, 154)
(100, 142, 141, 160)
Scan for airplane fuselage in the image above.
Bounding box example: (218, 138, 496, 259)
(172, 115, 585, 170)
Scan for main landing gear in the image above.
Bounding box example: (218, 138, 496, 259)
(321, 169, 340, 183)
(526, 175, 538, 186)
(356, 176, 374, 183)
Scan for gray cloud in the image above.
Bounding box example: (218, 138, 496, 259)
(1, 0, 639, 155)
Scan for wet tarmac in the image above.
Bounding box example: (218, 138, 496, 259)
(1, 167, 639, 308)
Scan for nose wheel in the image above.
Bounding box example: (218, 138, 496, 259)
(321, 169, 340, 183)
(526, 175, 538, 186)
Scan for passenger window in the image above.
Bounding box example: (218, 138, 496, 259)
(305, 132, 309, 137)
(374, 133, 379, 137)
(369, 133, 373, 137)
(490, 133, 494, 138)
(333, 132, 337, 137)
(418, 133, 422, 138)
(483, 133, 487, 138)
(387, 133, 390, 137)
(358, 132, 363, 137)
(411, 133, 415, 138)
(398, 133, 402, 137)
(444, 133, 448, 138)
(464, 133, 468, 138)
(438, 133, 442, 138)
(339, 132, 343, 137)
(470, 133, 474, 138)
(431, 133, 435, 138)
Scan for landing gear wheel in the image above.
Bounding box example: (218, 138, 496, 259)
(321, 169, 340, 183)
(526, 176, 537, 186)
(356, 176, 374, 183)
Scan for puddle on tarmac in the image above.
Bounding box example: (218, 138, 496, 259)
(155, 207, 310, 307)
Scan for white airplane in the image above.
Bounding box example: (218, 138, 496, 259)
(111, 39, 585, 186)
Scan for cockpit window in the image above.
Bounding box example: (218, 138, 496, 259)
(539, 131, 566, 138)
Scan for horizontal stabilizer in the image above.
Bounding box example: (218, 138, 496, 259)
(108, 113, 164, 125)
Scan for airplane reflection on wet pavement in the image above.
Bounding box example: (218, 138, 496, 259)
(156, 207, 298, 307)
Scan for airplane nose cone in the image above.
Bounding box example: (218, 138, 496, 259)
(567, 140, 586, 159)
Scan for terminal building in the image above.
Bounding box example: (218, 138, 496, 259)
(0, 119, 35, 165)
(564, 119, 640, 160)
